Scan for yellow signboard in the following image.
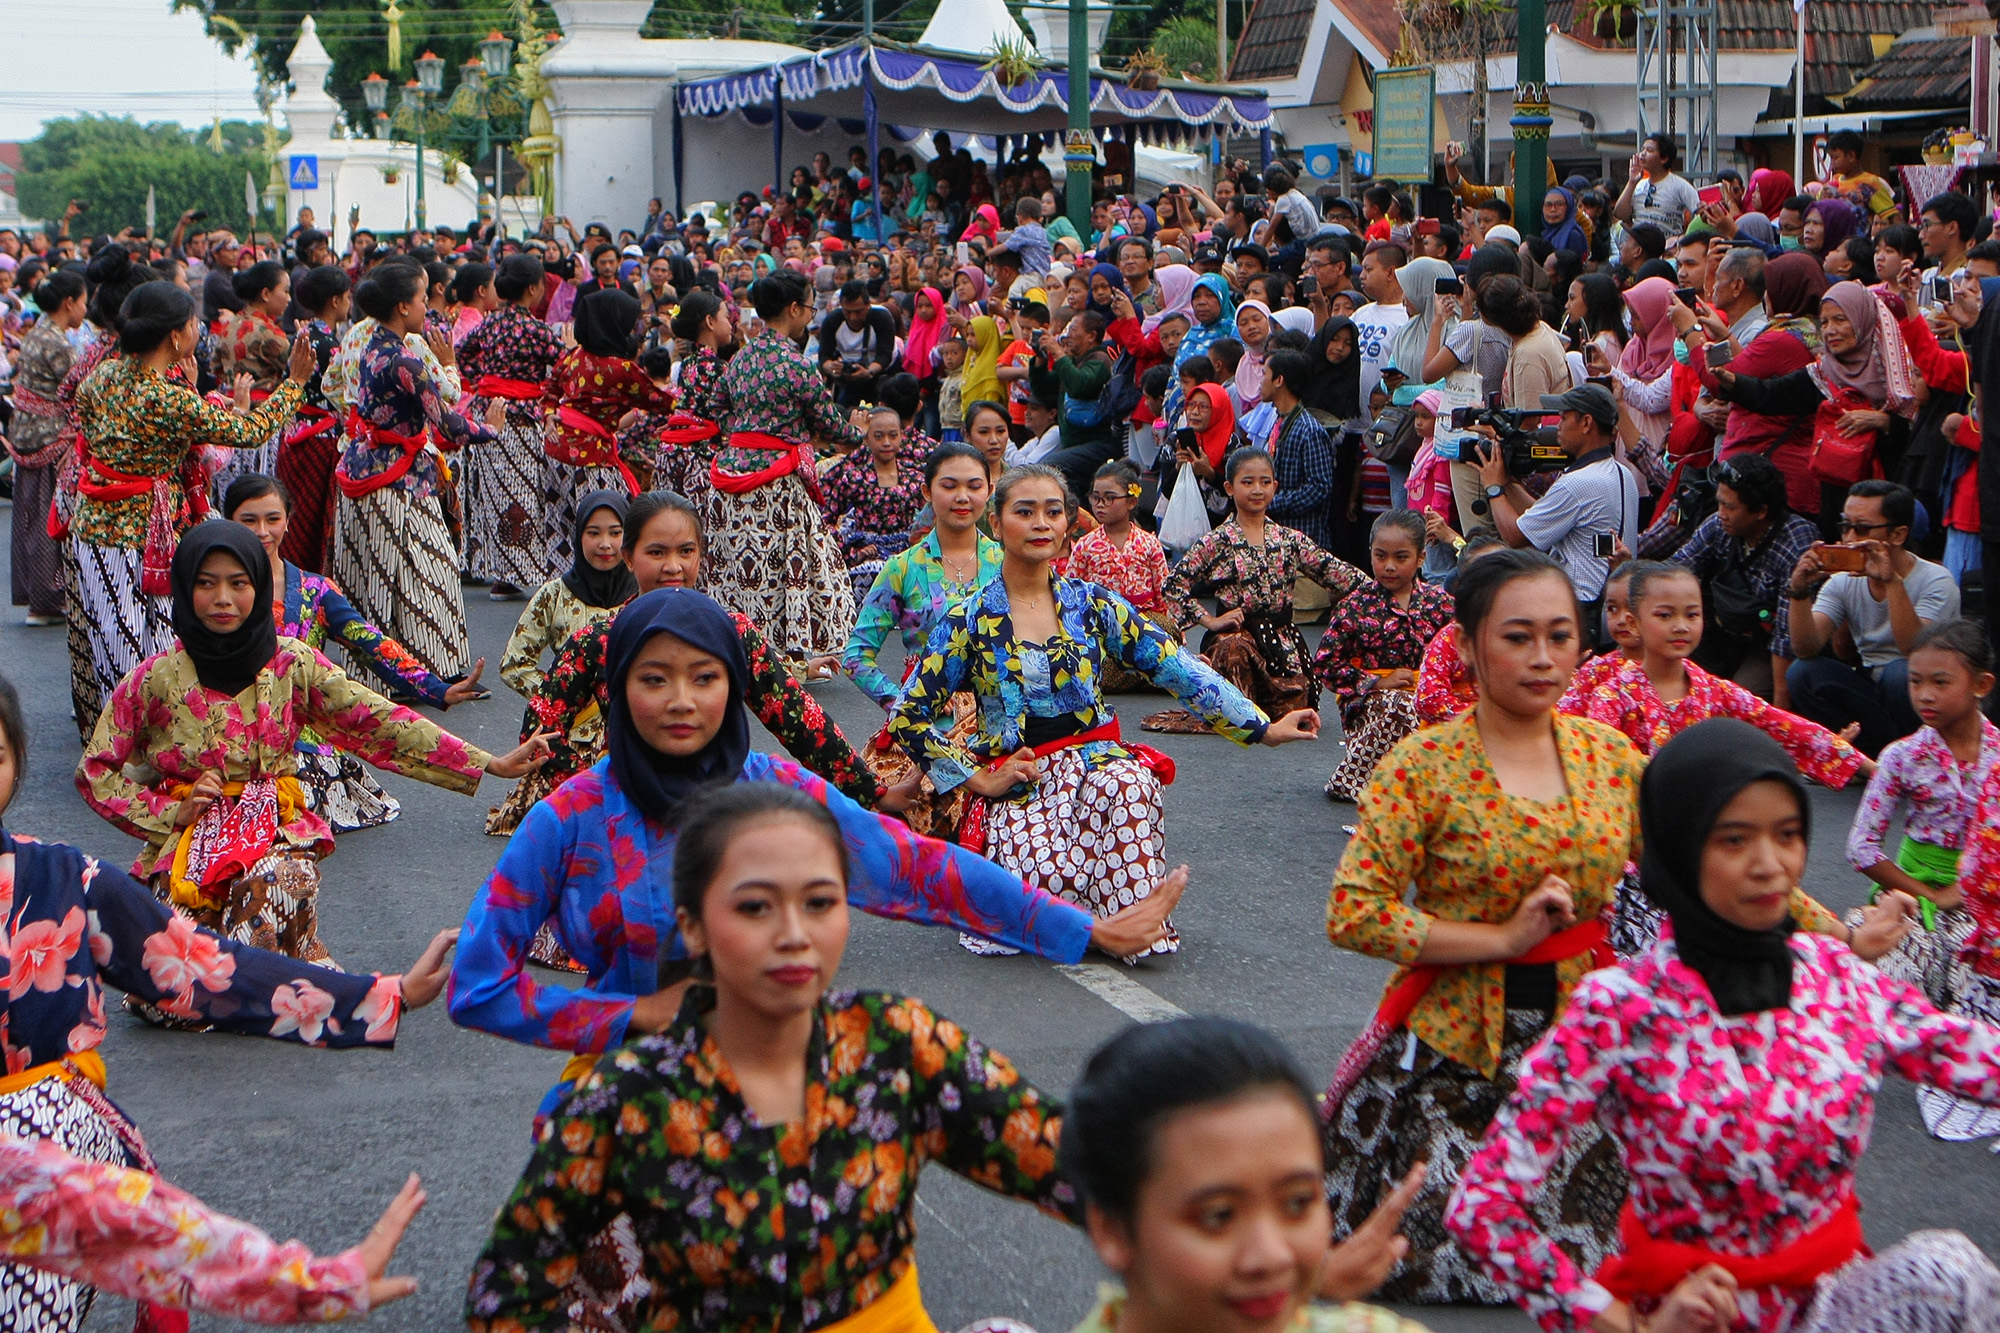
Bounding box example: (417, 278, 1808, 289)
(1371, 67, 1435, 180)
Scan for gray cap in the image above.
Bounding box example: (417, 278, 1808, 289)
(1539, 383, 1618, 429)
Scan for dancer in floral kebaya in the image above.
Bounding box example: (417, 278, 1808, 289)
(459, 254, 562, 595)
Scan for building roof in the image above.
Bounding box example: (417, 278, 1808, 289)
(1842, 29, 1971, 108)
(1229, 0, 1398, 82)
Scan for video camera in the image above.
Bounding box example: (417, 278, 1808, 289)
(1446, 401, 1568, 477)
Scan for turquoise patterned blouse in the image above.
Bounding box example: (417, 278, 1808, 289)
(887, 574, 1269, 793)
(842, 531, 1005, 709)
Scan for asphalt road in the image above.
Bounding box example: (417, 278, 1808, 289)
(0, 499, 1993, 1333)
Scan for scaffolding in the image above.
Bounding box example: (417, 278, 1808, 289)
(1635, 0, 1719, 178)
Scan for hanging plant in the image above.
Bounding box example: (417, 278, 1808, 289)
(382, 165, 401, 184)
(1581, 0, 1640, 43)
(982, 35, 1039, 88)
(1124, 48, 1167, 92)
(443, 159, 461, 186)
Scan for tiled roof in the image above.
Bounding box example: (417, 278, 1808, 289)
(1843, 32, 1971, 108)
(1229, 0, 1399, 83)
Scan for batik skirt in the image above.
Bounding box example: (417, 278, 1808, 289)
(276, 423, 342, 574)
(542, 460, 630, 582)
(64, 540, 174, 744)
(211, 430, 278, 510)
(1608, 866, 1669, 961)
(1322, 1007, 1625, 1305)
(468, 418, 548, 589)
(332, 486, 471, 680)
(149, 845, 333, 967)
(1842, 900, 1975, 1014)
(1100, 606, 1181, 694)
(1141, 619, 1312, 734)
(859, 694, 979, 841)
(296, 745, 400, 833)
(978, 745, 1175, 962)
(9, 454, 64, 616)
(1797, 1231, 2000, 1331)
(1915, 971, 2000, 1143)
(1324, 688, 1421, 801)
(705, 474, 856, 664)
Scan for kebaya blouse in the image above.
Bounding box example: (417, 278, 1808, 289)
(842, 531, 1005, 709)
(1845, 718, 2000, 871)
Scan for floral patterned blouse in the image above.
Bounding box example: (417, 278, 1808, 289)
(1162, 520, 1363, 642)
(1414, 622, 1476, 726)
(301, 317, 342, 414)
(1559, 658, 1864, 789)
(280, 563, 449, 710)
(78, 639, 491, 877)
(1064, 526, 1170, 614)
(6, 317, 73, 466)
(1963, 765, 2000, 977)
(1328, 712, 1643, 1078)
(339, 325, 494, 500)
(547, 348, 676, 470)
(0, 1135, 371, 1323)
(502, 579, 619, 701)
(73, 357, 302, 549)
(459, 303, 561, 428)
(888, 574, 1270, 796)
(818, 445, 928, 552)
(0, 828, 404, 1073)
(530, 603, 881, 807)
(841, 531, 1004, 709)
(707, 330, 861, 474)
(212, 307, 288, 393)
(322, 316, 461, 413)
(1445, 929, 2000, 1333)
(1845, 718, 2000, 871)
(463, 987, 1071, 1332)
(1311, 579, 1455, 724)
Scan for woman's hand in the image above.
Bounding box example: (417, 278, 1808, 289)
(1371, 668, 1417, 692)
(1089, 864, 1186, 957)
(1423, 510, 1461, 548)
(1433, 292, 1460, 322)
(1318, 1163, 1423, 1301)
(1698, 201, 1738, 238)
(965, 747, 1039, 798)
(353, 1174, 427, 1310)
(1110, 290, 1137, 322)
(1503, 875, 1577, 956)
(802, 654, 841, 681)
(486, 730, 557, 779)
(1185, 449, 1216, 481)
(1203, 607, 1246, 633)
(627, 977, 695, 1033)
(399, 928, 459, 1010)
(232, 372, 254, 414)
(1649, 1264, 1741, 1333)
(425, 323, 455, 368)
(1836, 408, 1889, 437)
(1951, 272, 1984, 328)
(287, 329, 316, 384)
(173, 771, 226, 828)
(1261, 709, 1321, 745)
(1668, 300, 1699, 337)
(1850, 889, 1918, 961)
(876, 770, 923, 815)
(442, 658, 488, 707)
(484, 398, 508, 431)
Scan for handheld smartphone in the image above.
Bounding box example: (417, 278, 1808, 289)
(1697, 184, 1724, 207)
(1300, 273, 1318, 296)
(1174, 427, 1200, 454)
(1819, 545, 1868, 574)
(1592, 532, 1617, 559)
(1436, 275, 1463, 296)
(190, 210, 208, 222)
(955, 241, 970, 266)
(1586, 375, 1614, 389)
(1704, 341, 1732, 366)
(1415, 217, 1441, 237)
(1673, 287, 1702, 309)
(1932, 274, 1955, 304)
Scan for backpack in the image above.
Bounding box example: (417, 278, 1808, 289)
(1098, 346, 1145, 425)
(1365, 402, 1423, 466)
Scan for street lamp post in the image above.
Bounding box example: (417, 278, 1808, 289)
(361, 71, 389, 139)
(480, 29, 515, 218)
(412, 50, 446, 231)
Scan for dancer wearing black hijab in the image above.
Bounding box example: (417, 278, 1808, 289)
(76, 521, 553, 965)
(1451, 718, 2000, 1333)
(541, 287, 673, 576)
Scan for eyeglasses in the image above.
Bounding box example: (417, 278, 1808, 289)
(1836, 518, 1895, 534)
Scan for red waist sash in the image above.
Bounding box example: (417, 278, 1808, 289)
(550, 404, 639, 493)
(659, 413, 720, 446)
(958, 718, 1175, 855)
(282, 404, 340, 448)
(11, 385, 59, 418)
(1594, 1194, 1866, 1302)
(334, 412, 432, 499)
(74, 453, 202, 596)
(711, 430, 823, 504)
(474, 374, 548, 402)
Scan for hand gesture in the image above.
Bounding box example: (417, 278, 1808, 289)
(1434, 292, 1460, 322)
(1423, 510, 1460, 548)
(1205, 606, 1246, 633)
(966, 746, 1039, 797)
(442, 658, 488, 706)
(803, 654, 841, 681)
(876, 769, 923, 815)
(1649, 1264, 1741, 1333)
(399, 928, 460, 1010)
(1261, 708, 1321, 745)
(485, 398, 507, 431)
(1444, 141, 1464, 166)
(1950, 272, 1984, 328)
(1628, 154, 1644, 184)
(232, 372, 254, 414)
(1318, 1164, 1423, 1301)
(173, 771, 226, 828)
(1504, 875, 1577, 955)
(424, 322, 454, 367)
(1089, 864, 1187, 957)
(352, 1175, 427, 1310)
(487, 729, 557, 779)
(287, 329, 317, 385)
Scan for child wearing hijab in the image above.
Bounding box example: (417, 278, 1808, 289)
(77, 522, 552, 967)
(1449, 718, 1999, 1333)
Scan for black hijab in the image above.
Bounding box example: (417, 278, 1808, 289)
(1638, 718, 1809, 1015)
(1304, 315, 1362, 420)
(574, 287, 642, 359)
(606, 588, 751, 826)
(562, 490, 640, 609)
(170, 520, 279, 698)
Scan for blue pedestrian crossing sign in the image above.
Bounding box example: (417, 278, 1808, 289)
(288, 155, 319, 190)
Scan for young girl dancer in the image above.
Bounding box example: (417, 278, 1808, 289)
(1066, 460, 1176, 693)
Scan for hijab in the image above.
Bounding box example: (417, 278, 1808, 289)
(1731, 213, 1782, 258)
(1086, 262, 1129, 320)
(1619, 276, 1680, 381)
(1144, 264, 1199, 333)
(1272, 307, 1316, 337)
(574, 288, 642, 359)
(171, 520, 279, 698)
(1189, 382, 1237, 468)
(962, 314, 1003, 406)
(904, 285, 948, 377)
(1231, 297, 1274, 403)
(1304, 315, 1362, 420)
(1543, 187, 1589, 259)
(1806, 199, 1861, 256)
(1173, 272, 1238, 370)
(966, 204, 1003, 243)
(952, 265, 988, 312)
(605, 588, 752, 827)
(1812, 279, 1915, 414)
(1764, 251, 1830, 319)
(1638, 719, 1808, 1015)
(1745, 167, 1795, 220)
(1386, 257, 1455, 380)
(563, 490, 641, 609)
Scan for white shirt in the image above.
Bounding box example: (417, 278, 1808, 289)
(1008, 426, 1062, 466)
(1514, 452, 1642, 600)
(1350, 301, 1411, 411)
(1629, 172, 1702, 237)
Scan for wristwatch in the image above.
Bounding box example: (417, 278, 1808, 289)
(1484, 484, 1506, 500)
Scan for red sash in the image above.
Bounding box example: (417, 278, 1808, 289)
(203, 388, 273, 411)
(958, 718, 1175, 855)
(334, 412, 431, 499)
(10, 384, 59, 419)
(711, 430, 823, 504)
(658, 413, 720, 446)
(75, 454, 198, 596)
(550, 404, 639, 494)
(1594, 1194, 1866, 1302)
(473, 374, 548, 402)
(282, 405, 340, 448)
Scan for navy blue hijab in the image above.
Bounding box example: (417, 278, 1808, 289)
(605, 588, 751, 826)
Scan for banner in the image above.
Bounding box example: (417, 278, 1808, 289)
(1371, 68, 1436, 180)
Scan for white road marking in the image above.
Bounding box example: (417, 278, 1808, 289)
(1055, 963, 1188, 1023)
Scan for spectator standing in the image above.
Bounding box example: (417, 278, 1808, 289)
(1350, 241, 1410, 414)
(1613, 133, 1701, 237)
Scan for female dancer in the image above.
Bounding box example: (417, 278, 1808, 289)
(0, 671, 454, 1330)
(1148, 448, 1363, 732)
(450, 595, 1178, 1125)
(542, 288, 674, 571)
(275, 264, 352, 575)
(7, 267, 82, 625)
(819, 404, 928, 602)
(332, 262, 496, 681)
(1413, 536, 1508, 725)
(459, 253, 561, 597)
(1448, 718, 2000, 1333)
(653, 288, 734, 504)
(1067, 460, 1175, 693)
(499, 489, 636, 706)
(210, 260, 293, 499)
(225, 474, 487, 834)
(69, 279, 308, 742)
(78, 522, 548, 965)
(889, 465, 1320, 959)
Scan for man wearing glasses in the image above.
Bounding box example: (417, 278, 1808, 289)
(1783, 480, 1962, 755)
(1918, 191, 1977, 307)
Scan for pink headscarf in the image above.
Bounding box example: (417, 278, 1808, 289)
(1233, 298, 1272, 404)
(1143, 264, 1198, 333)
(952, 265, 988, 311)
(1812, 280, 1919, 417)
(1620, 277, 1679, 382)
(965, 204, 1003, 244)
(1745, 167, 1795, 219)
(904, 286, 948, 378)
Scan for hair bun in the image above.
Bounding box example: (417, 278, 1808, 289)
(86, 244, 133, 286)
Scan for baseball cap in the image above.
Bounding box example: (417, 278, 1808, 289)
(1539, 384, 1618, 429)
(1192, 240, 1224, 264)
(621, 244, 643, 257)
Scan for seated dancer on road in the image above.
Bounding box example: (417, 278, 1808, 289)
(889, 465, 1320, 960)
(0, 672, 455, 1331)
(458, 253, 561, 598)
(1412, 535, 1508, 725)
(1145, 447, 1363, 734)
(76, 522, 550, 967)
(841, 442, 1003, 838)
(1448, 718, 2000, 1333)
(1318, 551, 1903, 1309)
(1315, 509, 1455, 801)
(226, 474, 489, 834)
(819, 403, 930, 603)
(1065, 460, 1176, 693)
(449, 591, 1178, 1127)
(272, 264, 351, 575)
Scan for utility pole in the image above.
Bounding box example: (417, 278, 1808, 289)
(1511, 0, 1549, 237)
(1065, 0, 1092, 236)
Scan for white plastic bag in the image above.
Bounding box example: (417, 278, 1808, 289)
(1157, 461, 1212, 553)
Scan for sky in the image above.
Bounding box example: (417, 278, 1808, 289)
(0, 0, 265, 143)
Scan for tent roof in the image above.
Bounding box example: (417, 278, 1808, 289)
(916, 0, 1026, 55)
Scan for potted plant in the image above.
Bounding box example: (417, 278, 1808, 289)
(1581, 0, 1639, 43)
(382, 165, 401, 184)
(1125, 47, 1167, 91)
(982, 34, 1038, 88)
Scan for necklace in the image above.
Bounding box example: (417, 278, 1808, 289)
(939, 549, 977, 583)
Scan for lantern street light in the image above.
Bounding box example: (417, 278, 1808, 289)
(406, 51, 446, 230)
(361, 71, 389, 140)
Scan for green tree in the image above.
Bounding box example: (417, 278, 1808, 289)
(14, 115, 275, 236)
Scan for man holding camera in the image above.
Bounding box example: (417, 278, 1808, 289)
(1477, 383, 1640, 617)
(817, 281, 898, 408)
